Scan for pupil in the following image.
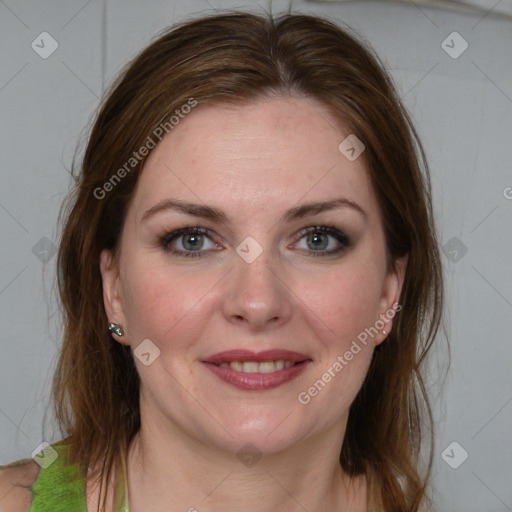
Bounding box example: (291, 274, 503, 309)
(308, 231, 327, 250)
(184, 234, 202, 250)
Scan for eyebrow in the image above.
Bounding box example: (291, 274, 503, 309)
(141, 197, 367, 223)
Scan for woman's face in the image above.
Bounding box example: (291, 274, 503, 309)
(101, 96, 406, 455)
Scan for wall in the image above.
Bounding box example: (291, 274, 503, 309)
(0, 0, 511, 509)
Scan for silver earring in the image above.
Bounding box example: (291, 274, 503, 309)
(108, 323, 124, 336)
(382, 330, 388, 336)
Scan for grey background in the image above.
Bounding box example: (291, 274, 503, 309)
(1, 0, 511, 510)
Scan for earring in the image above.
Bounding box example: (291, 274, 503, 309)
(382, 329, 388, 336)
(108, 323, 124, 336)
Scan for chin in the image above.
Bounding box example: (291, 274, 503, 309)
(204, 414, 311, 457)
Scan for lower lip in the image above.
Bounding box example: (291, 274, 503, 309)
(202, 361, 311, 391)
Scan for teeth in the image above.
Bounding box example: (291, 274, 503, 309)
(257, 361, 276, 373)
(242, 361, 259, 373)
(231, 361, 243, 371)
(217, 360, 298, 373)
(275, 360, 285, 371)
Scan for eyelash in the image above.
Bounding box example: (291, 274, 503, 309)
(159, 225, 351, 259)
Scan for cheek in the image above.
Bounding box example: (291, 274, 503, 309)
(296, 330, 374, 429)
(298, 261, 383, 347)
(297, 268, 378, 418)
(120, 255, 218, 348)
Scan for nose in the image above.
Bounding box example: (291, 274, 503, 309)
(221, 247, 293, 332)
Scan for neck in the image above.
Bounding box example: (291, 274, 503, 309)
(125, 398, 366, 511)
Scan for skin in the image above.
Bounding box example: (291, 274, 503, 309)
(99, 96, 407, 512)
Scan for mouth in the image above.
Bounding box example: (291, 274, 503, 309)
(209, 359, 301, 372)
(201, 349, 312, 391)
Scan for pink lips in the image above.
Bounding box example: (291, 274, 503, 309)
(203, 349, 310, 364)
(201, 349, 312, 391)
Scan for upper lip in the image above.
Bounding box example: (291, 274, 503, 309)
(203, 349, 312, 364)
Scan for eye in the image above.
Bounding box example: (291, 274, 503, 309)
(159, 227, 219, 258)
(159, 225, 351, 259)
(292, 226, 351, 257)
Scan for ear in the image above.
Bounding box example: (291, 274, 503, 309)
(100, 249, 129, 345)
(374, 253, 408, 345)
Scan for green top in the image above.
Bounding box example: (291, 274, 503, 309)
(0, 443, 129, 512)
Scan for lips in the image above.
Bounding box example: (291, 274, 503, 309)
(201, 349, 312, 391)
(203, 349, 311, 364)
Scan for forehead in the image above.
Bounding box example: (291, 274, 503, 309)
(130, 96, 378, 223)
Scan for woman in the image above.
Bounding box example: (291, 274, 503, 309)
(0, 10, 443, 512)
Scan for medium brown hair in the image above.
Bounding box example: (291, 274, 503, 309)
(54, 10, 443, 511)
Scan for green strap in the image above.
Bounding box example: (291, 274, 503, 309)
(29, 443, 87, 512)
(115, 444, 130, 512)
(1, 442, 130, 511)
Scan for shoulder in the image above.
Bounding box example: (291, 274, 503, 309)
(0, 459, 40, 512)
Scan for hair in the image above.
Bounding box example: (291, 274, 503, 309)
(53, 9, 443, 512)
